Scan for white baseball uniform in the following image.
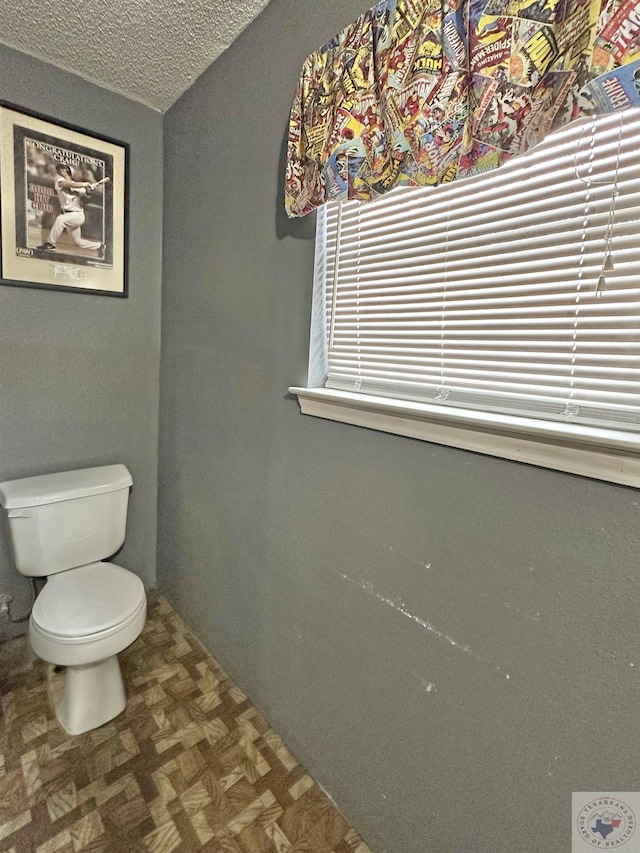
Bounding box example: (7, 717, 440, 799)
(48, 177, 101, 251)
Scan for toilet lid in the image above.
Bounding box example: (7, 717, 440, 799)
(32, 562, 145, 638)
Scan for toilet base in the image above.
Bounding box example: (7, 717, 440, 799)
(56, 655, 126, 735)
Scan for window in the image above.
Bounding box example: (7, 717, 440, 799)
(290, 111, 640, 487)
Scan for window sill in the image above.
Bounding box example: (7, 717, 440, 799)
(289, 387, 640, 488)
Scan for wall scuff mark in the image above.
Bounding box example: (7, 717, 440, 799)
(335, 570, 510, 680)
(413, 673, 438, 693)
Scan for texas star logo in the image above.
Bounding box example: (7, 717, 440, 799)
(577, 797, 636, 847)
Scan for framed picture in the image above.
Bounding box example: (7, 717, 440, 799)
(0, 102, 128, 297)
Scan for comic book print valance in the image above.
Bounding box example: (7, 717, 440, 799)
(285, 0, 640, 217)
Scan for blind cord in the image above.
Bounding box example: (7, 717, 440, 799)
(596, 116, 624, 297)
(436, 196, 451, 402)
(564, 116, 595, 417)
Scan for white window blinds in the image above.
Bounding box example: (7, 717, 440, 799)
(316, 111, 640, 433)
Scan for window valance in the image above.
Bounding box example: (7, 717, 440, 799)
(285, 0, 640, 218)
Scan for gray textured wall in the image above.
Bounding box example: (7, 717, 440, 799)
(158, 3, 640, 851)
(0, 45, 162, 639)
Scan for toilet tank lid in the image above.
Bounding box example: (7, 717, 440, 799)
(0, 465, 133, 509)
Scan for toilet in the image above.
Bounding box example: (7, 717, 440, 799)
(0, 464, 146, 735)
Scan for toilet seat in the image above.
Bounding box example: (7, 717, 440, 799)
(32, 561, 145, 638)
(31, 595, 146, 645)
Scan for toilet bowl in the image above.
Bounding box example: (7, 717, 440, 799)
(30, 561, 146, 734)
(0, 465, 147, 735)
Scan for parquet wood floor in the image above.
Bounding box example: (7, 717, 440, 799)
(0, 592, 372, 853)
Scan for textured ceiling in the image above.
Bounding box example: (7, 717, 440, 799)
(0, 0, 271, 112)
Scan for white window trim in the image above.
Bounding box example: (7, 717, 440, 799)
(289, 386, 640, 487)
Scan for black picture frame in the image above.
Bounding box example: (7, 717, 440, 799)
(0, 101, 129, 297)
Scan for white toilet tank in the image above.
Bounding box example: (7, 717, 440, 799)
(0, 465, 133, 577)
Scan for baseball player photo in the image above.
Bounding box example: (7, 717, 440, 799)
(37, 161, 109, 257)
(0, 103, 126, 296)
(20, 135, 112, 264)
